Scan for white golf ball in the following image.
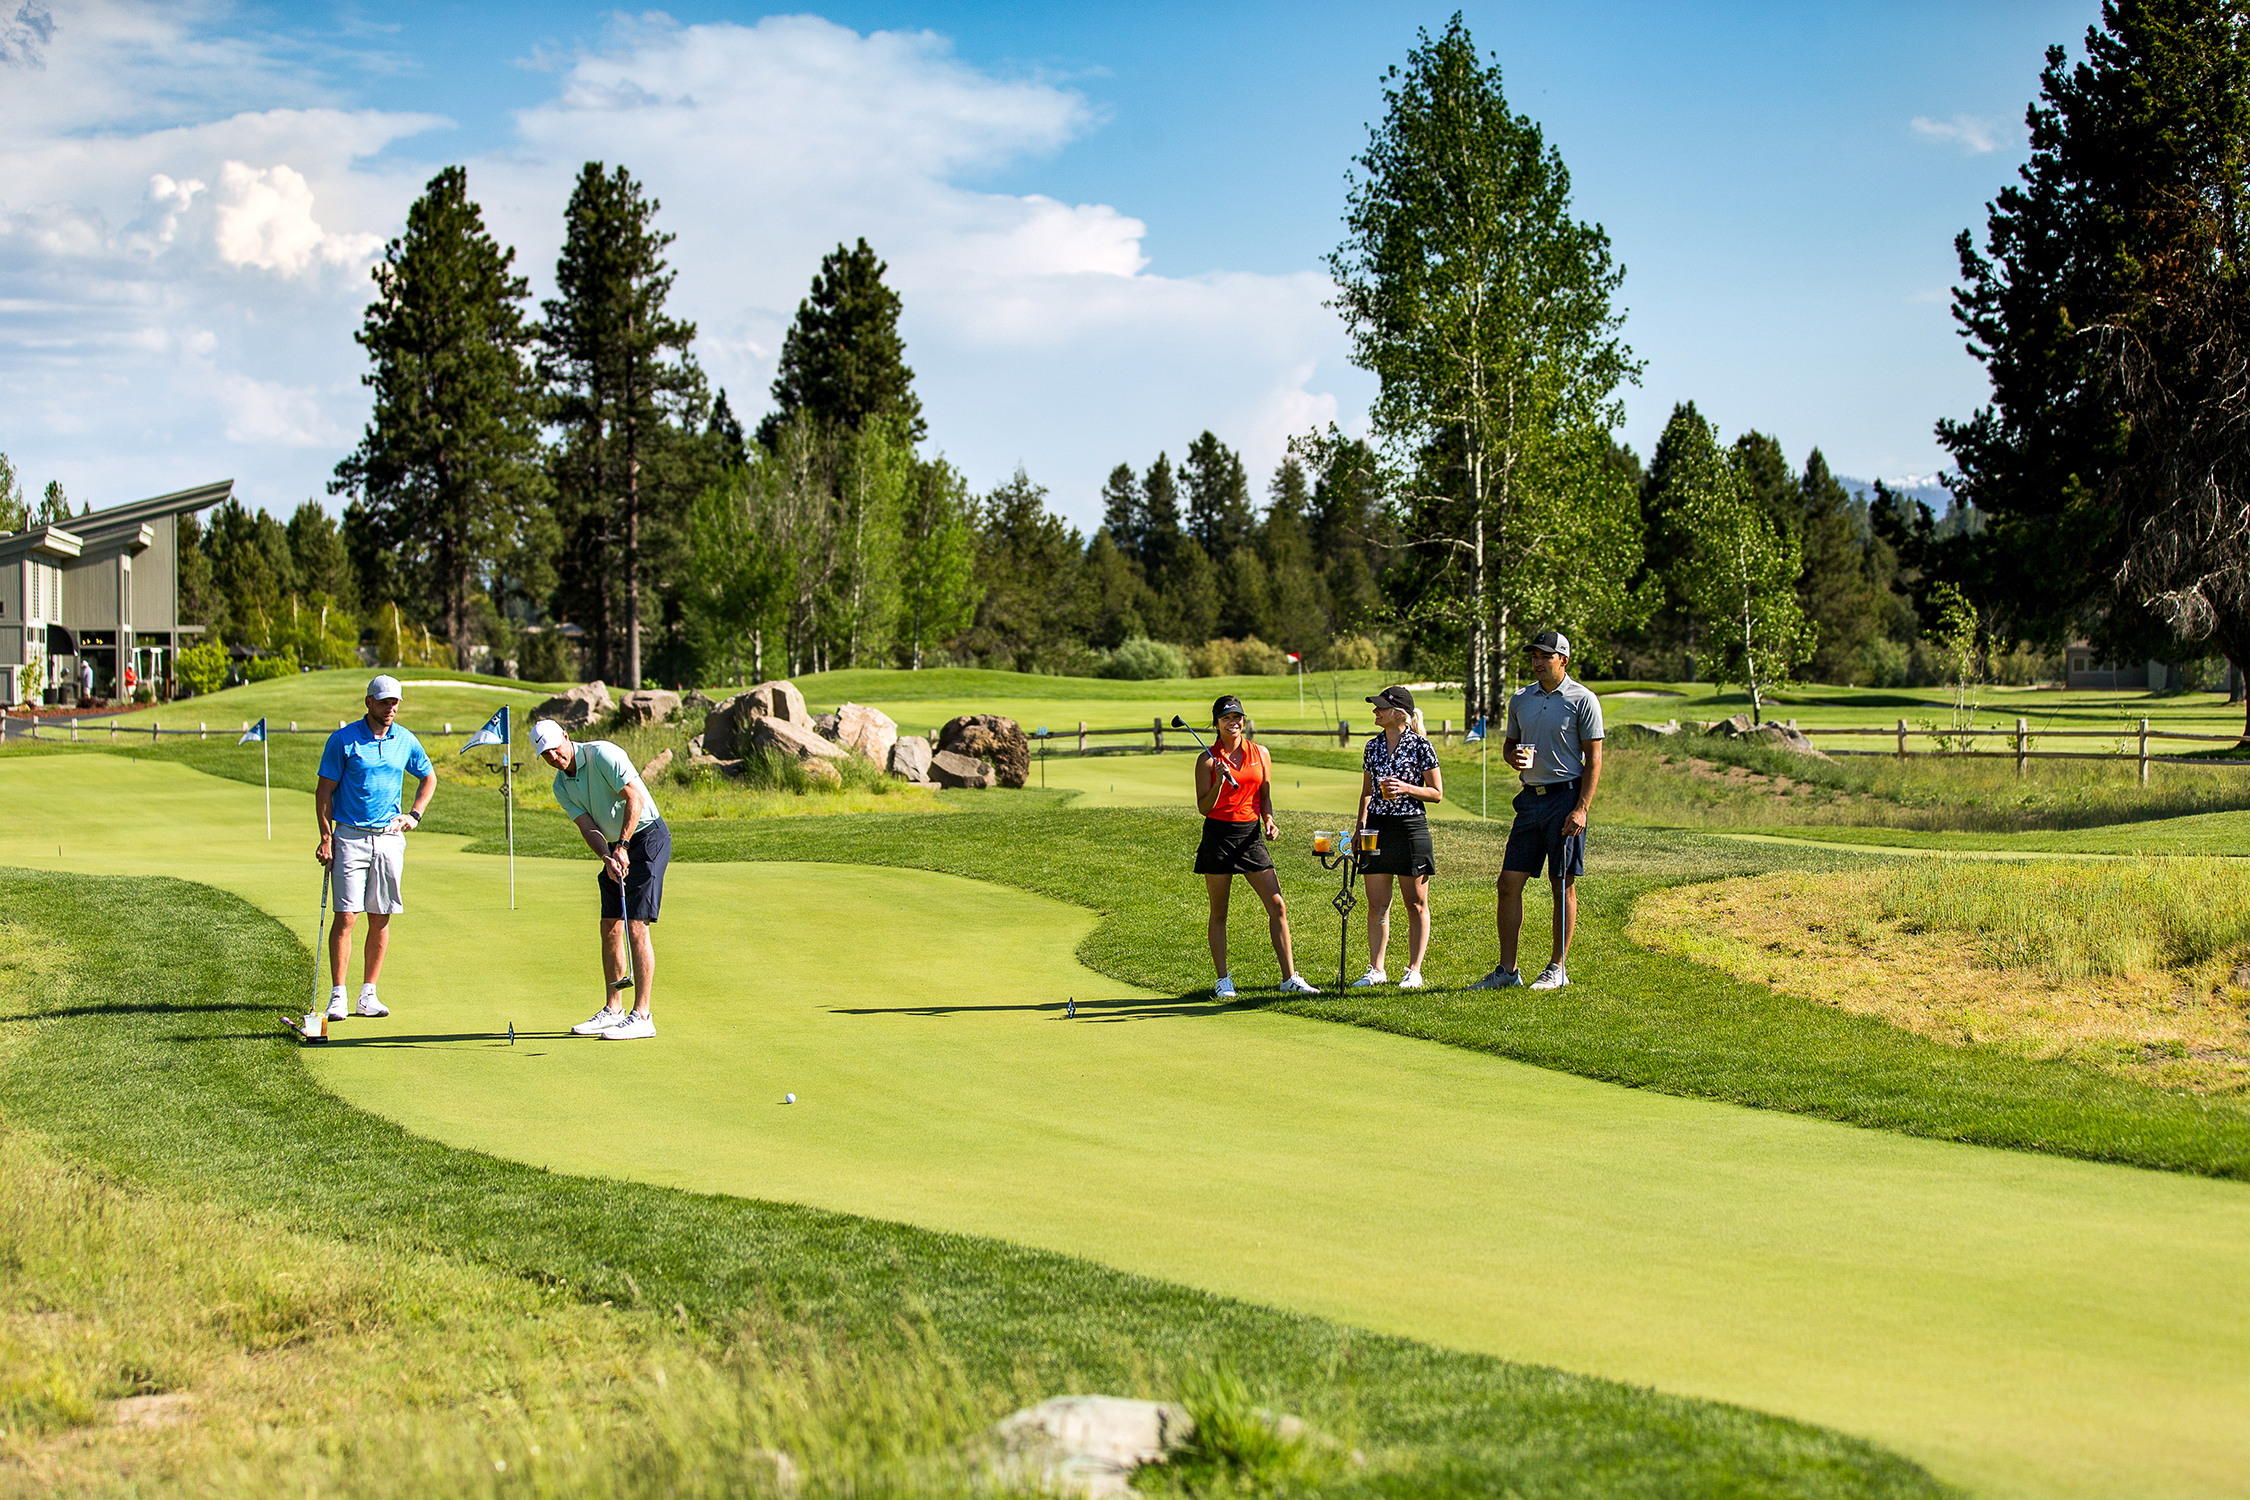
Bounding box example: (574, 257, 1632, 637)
(784, 1093, 796, 1104)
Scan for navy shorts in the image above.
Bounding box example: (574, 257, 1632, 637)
(599, 819, 671, 923)
(1502, 781, 1585, 879)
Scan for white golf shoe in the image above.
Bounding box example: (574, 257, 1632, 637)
(1278, 973, 1320, 994)
(602, 1012, 656, 1041)
(1214, 977, 1237, 999)
(572, 1006, 625, 1037)
(1529, 962, 1570, 991)
(325, 993, 349, 1022)
(1398, 967, 1426, 990)
(355, 994, 389, 1018)
(1350, 966, 1387, 988)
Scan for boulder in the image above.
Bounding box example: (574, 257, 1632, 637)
(813, 711, 840, 739)
(616, 689, 682, 727)
(832, 702, 900, 765)
(982, 1396, 1192, 1500)
(531, 680, 613, 732)
(702, 679, 811, 759)
(888, 735, 934, 783)
(681, 689, 718, 713)
(931, 749, 997, 789)
(938, 714, 1030, 789)
(1618, 720, 1681, 742)
(1703, 714, 1830, 760)
(638, 748, 674, 781)
(753, 714, 846, 762)
(800, 759, 843, 789)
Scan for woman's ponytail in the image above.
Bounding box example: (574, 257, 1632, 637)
(1408, 707, 1426, 737)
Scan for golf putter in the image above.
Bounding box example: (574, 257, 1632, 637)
(1169, 716, 1240, 787)
(313, 864, 330, 1015)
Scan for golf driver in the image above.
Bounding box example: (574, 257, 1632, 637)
(1169, 716, 1239, 787)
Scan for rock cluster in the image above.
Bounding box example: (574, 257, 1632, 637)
(530, 680, 613, 731)
(938, 714, 1029, 788)
(703, 680, 812, 759)
(888, 735, 934, 783)
(931, 749, 996, 788)
(1704, 712, 1830, 759)
(616, 689, 682, 727)
(831, 702, 899, 765)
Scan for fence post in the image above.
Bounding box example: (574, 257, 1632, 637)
(1077, 720, 1087, 755)
(290, 721, 297, 733)
(152, 720, 159, 740)
(1442, 718, 1452, 741)
(1153, 716, 1163, 754)
(1338, 718, 1349, 748)
(71, 718, 79, 743)
(2139, 717, 2151, 785)
(2016, 717, 2028, 776)
(200, 723, 207, 740)
(1896, 718, 1908, 760)
(109, 718, 117, 742)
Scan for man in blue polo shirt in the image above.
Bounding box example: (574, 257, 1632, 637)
(315, 675, 436, 1021)
(1470, 630, 1604, 992)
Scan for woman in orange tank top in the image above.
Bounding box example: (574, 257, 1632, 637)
(1193, 694, 1319, 997)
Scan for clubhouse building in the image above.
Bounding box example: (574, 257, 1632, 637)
(0, 480, 232, 707)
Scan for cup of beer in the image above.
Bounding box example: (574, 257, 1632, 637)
(1510, 743, 1536, 772)
(1312, 829, 1337, 855)
(1356, 827, 1379, 855)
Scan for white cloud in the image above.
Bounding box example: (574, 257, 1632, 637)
(1910, 113, 2005, 154)
(0, 5, 1359, 528)
(213, 160, 380, 273)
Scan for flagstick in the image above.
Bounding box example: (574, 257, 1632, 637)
(264, 734, 272, 839)
(504, 749, 515, 911)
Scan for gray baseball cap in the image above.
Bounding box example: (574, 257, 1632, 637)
(366, 674, 404, 701)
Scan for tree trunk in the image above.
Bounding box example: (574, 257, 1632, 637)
(625, 402, 643, 691)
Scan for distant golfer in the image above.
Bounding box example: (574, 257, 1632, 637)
(314, 674, 436, 1021)
(533, 719, 671, 1041)
(1352, 685, 1443, 990)
(1193, 694, 1319, 997)
(1470, 631, 1603, 991)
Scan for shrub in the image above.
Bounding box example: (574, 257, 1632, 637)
(244, 650, 299, 683)
(177, 642, 228, 697)
(1187, 638, 1240, 678)
(1104, 636, 1187, 681)
(1235, 635, 1288, 675)
(1859, 636, 1910, 688)
(1324, 633, 1379, 671)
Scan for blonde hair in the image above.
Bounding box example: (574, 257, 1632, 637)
(1408, 706, 1426, 737)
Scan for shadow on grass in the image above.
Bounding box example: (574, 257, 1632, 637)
(830, 994, 1246, 1022)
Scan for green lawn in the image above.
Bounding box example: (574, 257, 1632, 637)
(0, 865, 1943, 1499)
(5, 753, 2250, 1497)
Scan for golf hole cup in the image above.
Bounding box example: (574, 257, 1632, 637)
(1312, 829, 1338, 855)
(1356, 827, 1379, 856)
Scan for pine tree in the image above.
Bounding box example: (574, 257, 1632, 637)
(1796, 450, 1880, 683)
(1141, 454, 1182, 580)
(1099, 463, 1145, 563)
(1184, 431, 1255, 560)
(1262, 458, 1331, 656)
(37, 481, 70, 527)
(286, 501, 358, 612)
(332, 167, 546, 663)
(539, 162, 704, 688)
(763, 238, 925, 446)
(897, 457, 981, 668)
(0, 454, 22, 534)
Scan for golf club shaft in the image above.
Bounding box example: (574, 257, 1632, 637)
(1177, 721, 1240, 787)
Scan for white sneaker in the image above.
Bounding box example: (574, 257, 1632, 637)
(1529, 962, 1570, 991)
(572, 1006, 625, 1037)
(1398, 968, 1425, 990)
(1214, 977, 1237, 998)
(1278, 973, 1320, 994)
(1467, 966, 1522, 991)
(355, 994, 389, 1018)
(602, 1013, 656, 1040)
(1350, 967, 1387, 988)
(326, 993, 348, 1022)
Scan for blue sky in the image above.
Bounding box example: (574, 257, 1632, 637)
(0, 1, 2098, 530)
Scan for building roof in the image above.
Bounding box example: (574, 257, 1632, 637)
(69, 479, 233, 541)
(0, 524, 84, 565)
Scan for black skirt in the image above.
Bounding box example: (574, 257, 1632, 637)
(1356, 812, 1435, 877)
(1195, 817, 1274, 875)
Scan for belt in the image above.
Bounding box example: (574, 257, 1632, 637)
(1527, 778, 1583, 797)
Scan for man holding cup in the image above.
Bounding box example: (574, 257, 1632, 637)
(1469, 630, 1603, 991)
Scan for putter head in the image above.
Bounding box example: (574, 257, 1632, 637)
(608, 976, 634, 992)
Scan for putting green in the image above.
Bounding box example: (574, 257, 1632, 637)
(6, 754, 2248, 1500)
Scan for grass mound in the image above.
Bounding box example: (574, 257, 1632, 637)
(1633, 864, 2250, 1100)
(0, 867, 1946, 1499)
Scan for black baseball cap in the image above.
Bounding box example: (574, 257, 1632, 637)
(1212, 694, 1246, 722)
(1366, 685, 1415, 712)
(1526, 630, 1572, 658)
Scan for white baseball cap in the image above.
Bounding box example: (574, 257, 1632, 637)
(529, 719, 568, 755)
(366, 674, 403, 701)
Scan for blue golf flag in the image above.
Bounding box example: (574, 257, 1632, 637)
(1463, 716, 1488, 744)
(461, 705, 509, 752)
(239, 717, 267, 745)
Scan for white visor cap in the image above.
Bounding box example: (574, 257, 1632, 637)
(529, 719, 568, 755)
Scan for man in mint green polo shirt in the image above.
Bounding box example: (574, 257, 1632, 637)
(533, 718, 670, 1041)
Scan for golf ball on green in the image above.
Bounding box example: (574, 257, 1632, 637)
(784, 1093, 796, 1104)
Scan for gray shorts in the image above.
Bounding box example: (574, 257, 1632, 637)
(330, 823, 406, 914)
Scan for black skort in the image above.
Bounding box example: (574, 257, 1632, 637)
(1194, 817, 1274, 875)
(1356, 812, 1435, 877)
(599, 818, 672, 923)
(1502, 780, 1585, 879)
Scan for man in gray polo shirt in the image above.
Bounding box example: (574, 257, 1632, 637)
(1470, 629, 1604, 991)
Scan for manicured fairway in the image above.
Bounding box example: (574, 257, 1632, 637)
(6, 755, 2248, 1500)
